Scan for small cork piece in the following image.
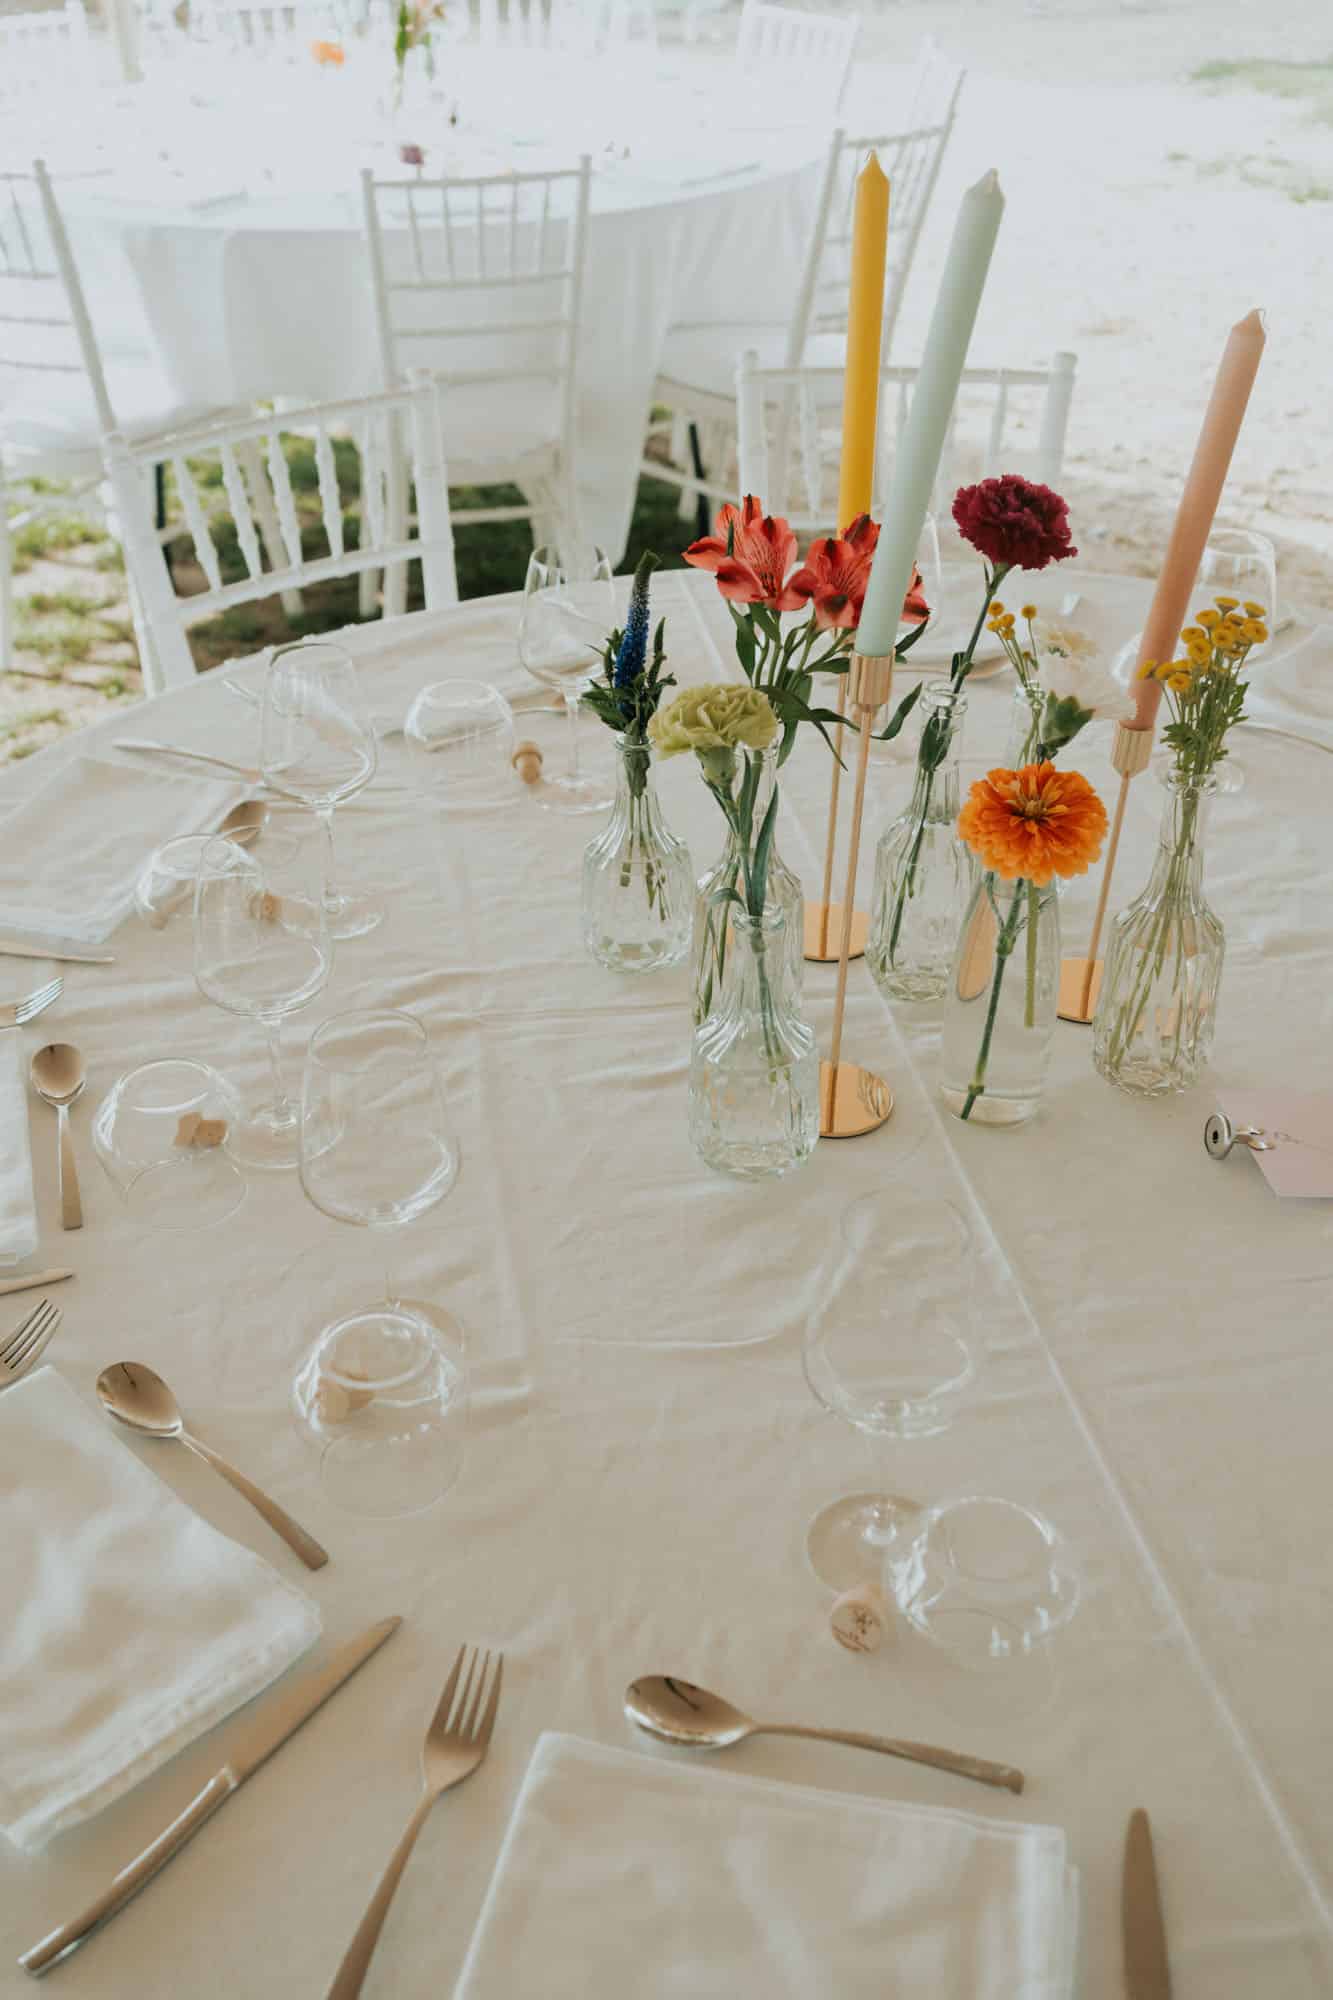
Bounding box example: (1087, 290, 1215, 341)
(511, 739, 543, 784)
(251, 890, 282, 923)
(313, 1365, 374, 1427)
(175, 1112, 201, 1148)
(830, 1583, 889, 1654)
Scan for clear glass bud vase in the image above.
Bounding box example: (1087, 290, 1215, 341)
(581, 737, 693, 973)
(867, 683, 970, 1002)
(688, 907, 818, 1180)
(1092, 772, 1223, 1095)
(939, 871, 1061, 1126)
(1005, 682, 1045, 767)
(690, 745, 803, 1026)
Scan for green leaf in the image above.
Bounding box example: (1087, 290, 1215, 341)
(895, 620, 929, 658)
(872, 682, 922, 742)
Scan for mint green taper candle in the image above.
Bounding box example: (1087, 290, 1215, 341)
(855, 169, 1005, 658)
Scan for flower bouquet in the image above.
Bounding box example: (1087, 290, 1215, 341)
(1092, 595, 1268, 1094)
(393, 0, 446, 105)
(579, 554, 693, 973)
(868, 475, 1079, 1003)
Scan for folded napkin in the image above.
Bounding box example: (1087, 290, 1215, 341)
(0, 1035, 38, 1267)
(457, 1733, 1079, 1998)
(0, 755, 239, 946)
(0, 1368, 320, 1851)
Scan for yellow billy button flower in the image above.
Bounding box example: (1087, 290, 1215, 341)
(1137, 658, 1158, 680)
(1020, 603, 1037, 620)
(1214, 595, 1239, 611)
(1196, 608, 1220, 629)
(1167, 668, 1192, 693)
(1181, 626, 1205, 644)
(1241, 619, 1268, 643)
(1242, 600, 1266, 618)
(989, 600, 1005, 616)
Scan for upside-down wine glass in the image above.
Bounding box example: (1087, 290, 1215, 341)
(192, 825, 331, 1171)
(261, 639, 380, 938)
(517, 542, 615, 814)
(293, 1008, 466, 1517)
(803, 1191, 977, 1593)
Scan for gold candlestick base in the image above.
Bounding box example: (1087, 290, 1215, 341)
(1057, 957, 1103, 1023)
(803, 900, 868, 964)
(819, 1060, 894, 1138)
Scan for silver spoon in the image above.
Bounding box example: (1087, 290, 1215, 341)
(30, 1042, 86, 1232)
(625, 1675, 1024, 1795)
(97, 1361, 328, 1570)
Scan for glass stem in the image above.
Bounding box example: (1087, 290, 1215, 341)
(261, 1015, 291, 1125)
(317, 804, 340, 913)
(864, 1428, 899, 1538)
(563, 689, 583, 782)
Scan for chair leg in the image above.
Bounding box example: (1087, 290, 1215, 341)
(236, 439, 304, 622)
(382, 436, 409, 619)
(154, 462, 174, 582)
(687, 424, 711, 541)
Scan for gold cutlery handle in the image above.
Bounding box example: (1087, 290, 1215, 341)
(325, 1793, 434, 2000)
(56, 1106, 82, 1232)
(19, 1769, 237, 1977)
(184, 1432, 329, 1570)
(765, 1724, 1025, 1795)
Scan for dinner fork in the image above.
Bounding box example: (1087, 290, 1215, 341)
(0, 1298, 62, 1384)
(0, 976, 62, 1030)
(326, 1646, 504, 2000)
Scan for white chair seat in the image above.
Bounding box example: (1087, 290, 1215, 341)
(655, 324, 847, 406)
(1, 362, 220, 462)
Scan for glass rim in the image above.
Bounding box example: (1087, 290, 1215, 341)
(305, 1006, 431, 1075)
(266, 636, 359, 670)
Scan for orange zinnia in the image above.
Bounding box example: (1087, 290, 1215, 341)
(958, 762, 1107, 886)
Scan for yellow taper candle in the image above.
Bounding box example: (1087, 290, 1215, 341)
(836, 152, 890, 532)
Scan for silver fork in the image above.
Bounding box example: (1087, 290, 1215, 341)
(326, 1646, 504, 2000)
(0, 976, 62, 1030)
(0, 1298, 62, 1384)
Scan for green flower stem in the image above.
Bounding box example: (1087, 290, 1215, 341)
(1024, 880, 1039, 1029)
(1103, 788, 1201, 1073)
(961, 876, 1027, 1121)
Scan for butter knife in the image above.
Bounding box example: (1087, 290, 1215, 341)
(19, 1616, 402, 1977)
(0, 940, 115, 965)
(1122, 1806, 1172, 1999)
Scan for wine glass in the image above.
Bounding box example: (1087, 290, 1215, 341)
(517, 542, 615, 814)
(1198, 526, 1277, 637)
(403, 679, 516, 812)
(803, 1192, 976, 1592)
(192, 825, 331, 1171)
(293, 1008, 465, 1517)
(260, 640, 380, 938)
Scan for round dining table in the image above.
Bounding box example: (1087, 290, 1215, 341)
(1, 565, 1331, 1995)
(22, 46, 830, 561)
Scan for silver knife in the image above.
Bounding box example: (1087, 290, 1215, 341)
(0, 939, 115, 965)
(1122, 1806, 1172, 1999)
(19, 1616, 402, 1978)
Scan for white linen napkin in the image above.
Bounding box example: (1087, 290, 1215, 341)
(0, 755, 240, 946)
(0, 1368, 321, 1852)
(457, 1733, 1079, 1998)
(0, 1035, 38, 1266)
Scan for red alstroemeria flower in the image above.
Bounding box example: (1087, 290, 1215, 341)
(786, 513, 878, 630)
(684, 495, 806, 613)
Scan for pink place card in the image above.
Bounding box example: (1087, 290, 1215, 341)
(1217, 1091, 1333, 1199)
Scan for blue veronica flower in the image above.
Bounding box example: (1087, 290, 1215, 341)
(612, 557, 654, 690)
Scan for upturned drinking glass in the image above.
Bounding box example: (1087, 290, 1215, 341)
(581, 736, 693, 972)
(688, 907, 818, 1180)
(866, 683, 970, 1003)
(690, 745, 802, 1026)
(1092, 772, 1223, 1096)
(939, 871, 1061, 1127)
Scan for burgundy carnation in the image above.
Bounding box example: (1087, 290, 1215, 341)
(952, 475, 1077, 573)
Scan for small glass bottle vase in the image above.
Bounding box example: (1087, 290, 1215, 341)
(866, 683, 970, 1002)
(581, 737, 693, 973)
(688, 907, 819, 1180)
(939, 871, 1061, 1126)
(690, 745, 803, 1026)
(1092, 772, 1223, 1096)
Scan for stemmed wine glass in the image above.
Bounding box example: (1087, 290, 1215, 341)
(292, 1009, 465, 1517)
(803, 1192, 976, 1592)
(192, 824, 331, 1171)
(260, 639, 380, 938)
(517, 542, 615, 814)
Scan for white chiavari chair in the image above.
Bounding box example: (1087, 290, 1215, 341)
(733, 0, 859, 118)
(360, 156, 591, 613)
(0, 1, 96, 97)
(105, 376, 458, 694)
(733, 348, 1079, 534)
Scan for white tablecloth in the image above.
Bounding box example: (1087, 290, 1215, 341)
(22, 54, 827, 558)
(2, 569, 1331, 1996)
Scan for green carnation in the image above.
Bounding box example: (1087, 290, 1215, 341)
(648, 683, 779, 759)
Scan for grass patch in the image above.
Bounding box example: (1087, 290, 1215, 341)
(1191, 56, 1333, 123)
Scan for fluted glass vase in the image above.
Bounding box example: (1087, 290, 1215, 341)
(690, 745, 803, 1026)
(688, 908, 818, 1180)
(867, 683, 970, 1003)
(581, 737, 692, 972)
(939, 871, 1061, 1126)
(1092, 772, 1223, 1095)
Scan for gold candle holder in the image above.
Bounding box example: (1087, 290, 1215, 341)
(1058, 720, 1153, 1023)
(821, 650, 895, 1138)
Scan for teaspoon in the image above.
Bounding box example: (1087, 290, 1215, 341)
(30, 1042, 86, 1232)
(625, 1675, 1024, 1794)
(97, 1361, 328, 1570)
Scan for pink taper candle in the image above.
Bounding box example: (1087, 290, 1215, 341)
(1127, 308, 1267, 735)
